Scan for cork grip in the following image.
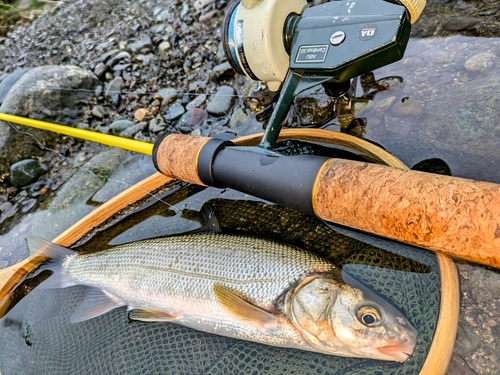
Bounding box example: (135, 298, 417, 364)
(153, 134, 211, 186)
(313, 159, 500, 267)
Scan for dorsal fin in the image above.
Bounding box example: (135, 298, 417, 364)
(199, 203, 222, 233)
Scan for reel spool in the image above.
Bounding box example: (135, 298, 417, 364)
(222, 0, 427, 150)
(223, 0, 426, 92)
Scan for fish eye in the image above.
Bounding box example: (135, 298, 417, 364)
(357, 306, 381, 327)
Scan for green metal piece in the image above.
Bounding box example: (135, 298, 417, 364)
(258, 0, 412, 151)
(258, 71, 332, 150)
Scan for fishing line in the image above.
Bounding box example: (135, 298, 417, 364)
(5, 122, 179, 212)
(7, 121, 47, 150)
(6, 83, 261, 100)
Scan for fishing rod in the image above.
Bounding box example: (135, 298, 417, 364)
(2, 0, 500, 269)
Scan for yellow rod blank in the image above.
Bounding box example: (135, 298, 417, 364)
(0, 113, 153, 155)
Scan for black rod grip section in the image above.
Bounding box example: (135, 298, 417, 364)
(209, 147, 329, 215)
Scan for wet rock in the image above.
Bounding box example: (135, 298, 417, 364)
(390, 97, 424, 117)
(109, 119, 135, 135)
(293, 95, 333, 125)
(98, 49, 120, 64)
(242, 80, 276, 112)
(460, 264, 500, 304)
(0, 201, 18, 224)
(158, 87, 178, 107)
(0, 65, 99, 181)
(464, 51, 498, 73)
(443, 17, 479, 32)
(209, 62, 234, 81)
(446, 353, 477, 375)
(105, 77, 124, 100)
(0, 68, 30, 104)
(454, 322, 482, 359)
(206, 85, 235, 116)
(9, 159, 45, 187)
(164, 102, 186, 121)
(29, 147, 129, 240)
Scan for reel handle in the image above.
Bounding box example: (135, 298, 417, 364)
(153, 133, 500, 268)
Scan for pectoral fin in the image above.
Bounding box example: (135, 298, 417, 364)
(128, 308, 176, 322)
(70, 287, 125, 323)
(213, 284, 281, 331)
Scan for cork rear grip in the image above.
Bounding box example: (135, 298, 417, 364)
(313, 159, 500, 268)
(153, 134, 211, 186)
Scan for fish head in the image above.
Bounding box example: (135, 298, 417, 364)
(286, 272, 417, 362)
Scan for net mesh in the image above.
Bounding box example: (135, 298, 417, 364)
(0, 193, 440, 375)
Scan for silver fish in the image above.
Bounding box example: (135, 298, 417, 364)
(1, 230, 417, 362)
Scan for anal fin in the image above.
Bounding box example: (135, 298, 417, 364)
(213, 284, 281, 331)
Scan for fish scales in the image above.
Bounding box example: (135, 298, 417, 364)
(60, 233, 336, 348)
(63, 233, 335, 303)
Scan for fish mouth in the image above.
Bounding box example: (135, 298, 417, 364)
(377, 342, 415, 362)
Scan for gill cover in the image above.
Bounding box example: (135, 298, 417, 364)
(286, 273, 418, 361)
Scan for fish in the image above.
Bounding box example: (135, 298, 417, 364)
(0, 207, 417, 362)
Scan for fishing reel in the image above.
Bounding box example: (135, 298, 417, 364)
(222, 0, 426, 149)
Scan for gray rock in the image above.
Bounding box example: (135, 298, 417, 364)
(10, 159, 45, 187)
(128, 36, 153, 54)
(98, 49, 121, 64)
(229, 108, 249, 133)
(158, 87, 179, 107)
(94, 62, 108, 78)
(91, 105, 105, 118)
(0, 65, 99, 181)
(186, 94, 207, 110)
(0, 68, 30, 104)
(120, 122, 147, 138)
(109, 119, 135, 135)
(164, 102, 186, 121)
(464, 51, 498, 73)
(443, 17, 479, 32)
(209, 62, 234, 81)
(206, 86, 235, 116)
(156, 9, 171, 22)
(107, 51, 131, 68)
(148, 116, 167, 133)
(105, 77, 124, 100)
(454, 323, 482, 359)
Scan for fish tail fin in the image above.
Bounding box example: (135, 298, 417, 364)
(0, 237, 75, 318)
